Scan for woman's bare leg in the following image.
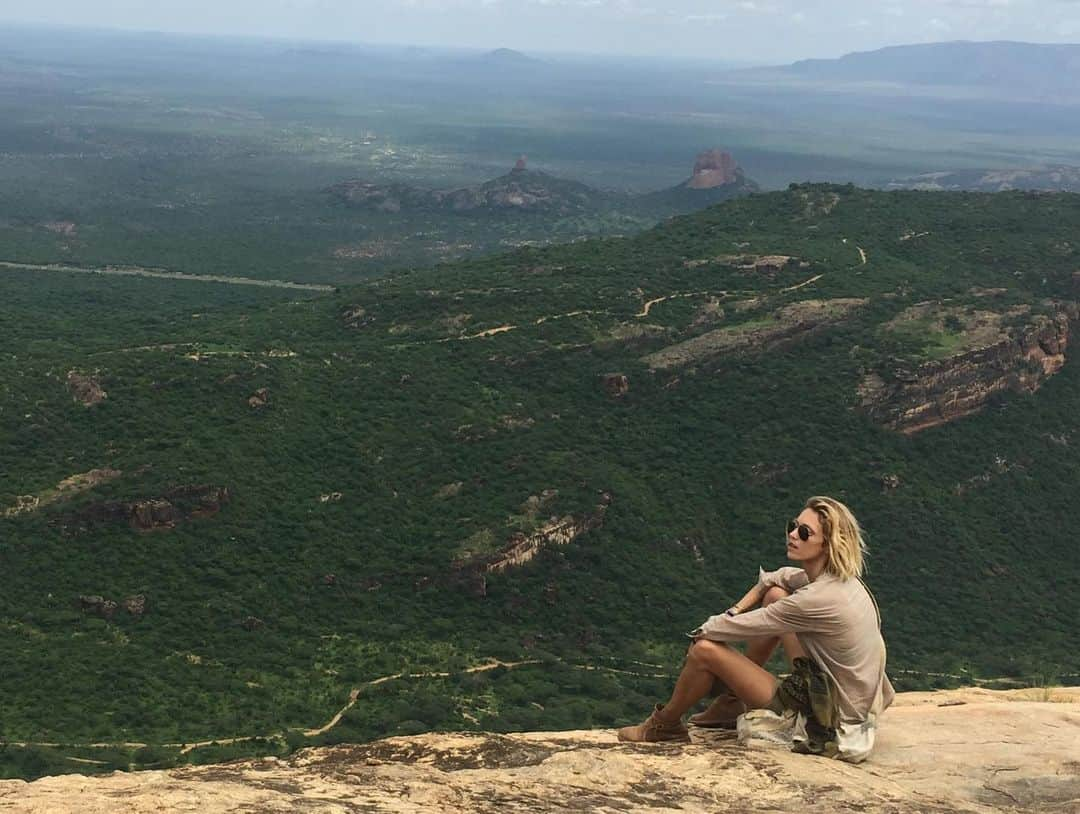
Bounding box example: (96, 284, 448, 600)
(657, 639, 778, 721)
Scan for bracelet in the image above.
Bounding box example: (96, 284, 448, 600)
(726, 606, 741, 617)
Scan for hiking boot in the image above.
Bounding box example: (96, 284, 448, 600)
(617, 703, 690, 743)
(688, 694, 747, 729)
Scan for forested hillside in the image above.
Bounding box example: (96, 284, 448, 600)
(2, 185, 1078, 778)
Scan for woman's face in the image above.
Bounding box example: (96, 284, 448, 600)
(786, 508, 827, 565)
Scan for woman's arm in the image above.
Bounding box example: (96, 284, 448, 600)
(695, 585, 839, 641)
(726, 584, 766, 616)
(727, 568, 809, 616)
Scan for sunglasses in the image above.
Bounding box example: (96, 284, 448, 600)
(787, 518, 815, 541)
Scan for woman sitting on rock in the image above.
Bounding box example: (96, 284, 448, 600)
(618, 495, 893, 763)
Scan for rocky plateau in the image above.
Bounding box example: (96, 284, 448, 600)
(1, 688, 1076, 813)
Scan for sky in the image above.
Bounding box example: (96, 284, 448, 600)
(3, 0, 1080, 62)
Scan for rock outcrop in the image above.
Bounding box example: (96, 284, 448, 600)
(60, 485, 230, 532)
(683, 253, 803, 275)
(858, 303, 1076, 433)
(454, 493, 612, 596)
(1, 688, 1076, 813)
(685, 148, 741, 189)
(78, 594, 147, 620)
(66, 370, 107, 406)
(600, 372, 629, 397)
(341, 304, 372, 329)
(247, 388, 270, 409)
(3, 468, 122, 518)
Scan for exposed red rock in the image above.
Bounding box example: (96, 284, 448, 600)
(686, 149, 740, 189)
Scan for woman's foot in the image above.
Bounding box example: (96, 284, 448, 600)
(688, 694, 747, 729)
(616, 703, 690, 743)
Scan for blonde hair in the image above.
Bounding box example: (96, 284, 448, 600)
(805, 496, 867, 579)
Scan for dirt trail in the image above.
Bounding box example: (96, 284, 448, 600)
(534, 309, 605, 325)
(0, 260, 335, 292)
(435, 325, 518, 343)
(300, 659, 543, 741)
(780, 274, 824, 293)
(416, 310, 605, 347)
(636, 291, 713, 318)
(857, 246, 868, 264)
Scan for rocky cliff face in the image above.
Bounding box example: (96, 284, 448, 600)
(858, 304, 1075, 433)
(1, 688, 1076, 813)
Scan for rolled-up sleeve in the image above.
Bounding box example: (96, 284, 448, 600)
(756, 566, 809, 593)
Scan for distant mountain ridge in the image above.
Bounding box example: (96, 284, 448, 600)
(768, 40, 1080, 101)
(481, 48, 541, 65)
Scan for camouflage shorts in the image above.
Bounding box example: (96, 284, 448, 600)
(776, 657, 841, 757)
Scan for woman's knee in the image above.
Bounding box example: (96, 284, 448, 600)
(688, 638, 725, 664)
(762, 586, 790, 606)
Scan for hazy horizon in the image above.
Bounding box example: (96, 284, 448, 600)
(3, 1, 1080, 63)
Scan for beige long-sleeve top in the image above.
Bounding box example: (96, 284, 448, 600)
(693, 566, 894, 725)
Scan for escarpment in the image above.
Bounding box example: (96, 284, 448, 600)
(858, 303, 1076, 433)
